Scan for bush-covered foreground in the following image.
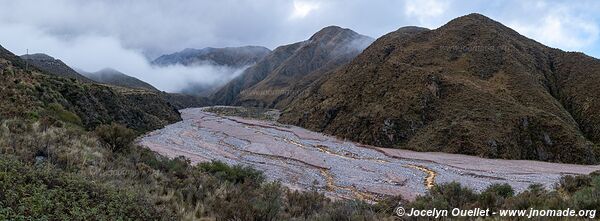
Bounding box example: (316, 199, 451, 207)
(1, 118, 600, 220)
(0, 119, 396, 220)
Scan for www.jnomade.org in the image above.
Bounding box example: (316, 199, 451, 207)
(395, 207, 597, 219)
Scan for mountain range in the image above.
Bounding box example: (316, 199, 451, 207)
(152, 46, 271, 68)
(152, 46, 271, 96)
(212, 26, 373, 107)
(8, 13, 600, 164)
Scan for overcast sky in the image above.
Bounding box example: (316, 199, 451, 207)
(1, 0, 599, 91)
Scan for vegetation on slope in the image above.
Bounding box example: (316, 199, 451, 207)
(2, 117, 600, 220)
(21, 53, 94, 83)
(212, 26, 373, 108)
(0, 118, 398, 220)
(280, 14, 600, 164)
(0, 45, 181, 132)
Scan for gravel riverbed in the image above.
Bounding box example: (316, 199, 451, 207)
(139, 108, 600, 201)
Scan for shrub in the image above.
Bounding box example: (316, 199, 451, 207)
(478, 183, 514, 210)
(94, 123, 136, 152)
(571, 176, 600, 210)
(557, 174, 592, 194)
(198, 161, 265, 185)
(285, 189, 330, 218)
(0, 156, 168, 220)
(164, 156, 191, 179)
(411, 182, 478, 209)
(46, 103, 82, 126)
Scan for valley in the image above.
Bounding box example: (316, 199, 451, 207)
(139, 107, 600, 201)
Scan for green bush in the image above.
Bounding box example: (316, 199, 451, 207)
(199, 160, 265, 185)
(571, 176, 600, 210)
(0, 157, 168, 220)
(478, 183, 514, 211)
(285, 189, 330, 218)
(46, 103, 82, 126)
(410, 182, 478, 210)
(557, 174, 592, 194)
(94, 123, 136, 152)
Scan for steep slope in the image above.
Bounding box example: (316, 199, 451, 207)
(212, 26, 373, 107)
(0, 44, 180, 132)
(21, 53, 94, 83)
(279, 14, 600, 164)
(152, 46, 271, 68)
(81, 68, 159, 91)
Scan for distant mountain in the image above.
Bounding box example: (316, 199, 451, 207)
(279, 14, 600, 164)
(212, 26, 373, 107)
(152, 46, 271, 68)
(81, 68, 158, 91)
(78, 68, 211, 109)
(21, 53, 93, 82)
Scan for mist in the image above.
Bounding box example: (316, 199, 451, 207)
(1, 0, 599, 92)
(0, 22, 249, 92)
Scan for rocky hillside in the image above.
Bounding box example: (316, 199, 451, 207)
(279, 14, 600, 164)
(212, 26, 373, 107)
(21, 53, 93, 83)
(1, 45, 180, 132)
(152, 46, 271, 68)
(81, 68, 159, 91)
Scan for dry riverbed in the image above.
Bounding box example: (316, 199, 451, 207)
(138, 107, 600, 201)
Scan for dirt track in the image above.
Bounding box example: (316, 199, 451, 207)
(138, 108, 600, 201)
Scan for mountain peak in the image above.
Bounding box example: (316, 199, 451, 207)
(442, 13, 508, 30)
(97, 67, 121, 74)
(309, 25, 357, 41)
(395, 26, 429, 33)
(21, 53, 55, 61)
(462, 13, 493, 21)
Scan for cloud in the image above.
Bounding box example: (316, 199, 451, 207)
(508, 9, 599, 51)
(0, 0, 599, 92)
(404, 0, 450, 26)
(0, 21, 246, 92)
(290, 0, 321, 19)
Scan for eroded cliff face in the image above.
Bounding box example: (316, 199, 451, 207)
(279, 14, 600, 164)
(1, 44, 180, 132)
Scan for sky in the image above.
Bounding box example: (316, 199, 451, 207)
(0, 0, 599, 91)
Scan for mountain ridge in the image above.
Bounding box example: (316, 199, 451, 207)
(80, 68, 159, 91)
(1, 45, 181, 132)
(21, 53, 94, 83)
(278, 13, 600, 164)
(152, 45, 271, 68)
(212, 26, 374, 107)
